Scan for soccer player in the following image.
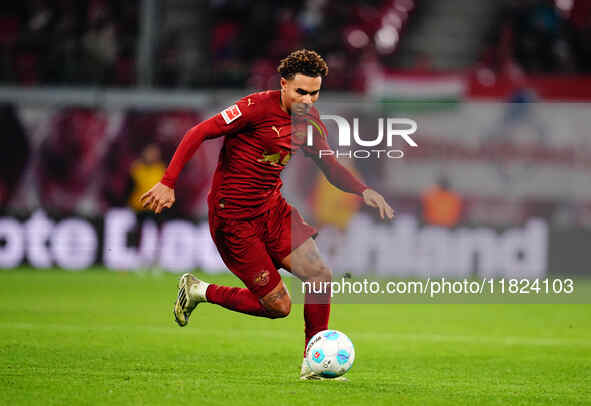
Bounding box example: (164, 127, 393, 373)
(140, 49, 394, 380)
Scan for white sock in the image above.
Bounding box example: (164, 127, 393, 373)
(189, 281, 209, 302)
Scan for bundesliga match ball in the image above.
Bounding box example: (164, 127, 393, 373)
(305, 330, 355, 378)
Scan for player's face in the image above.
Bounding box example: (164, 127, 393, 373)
(280, 73, 322, 116)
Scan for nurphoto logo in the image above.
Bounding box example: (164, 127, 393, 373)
(308, 115, 418, 159)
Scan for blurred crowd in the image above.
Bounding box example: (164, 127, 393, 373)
(189, 0, 413, 91)
(0, 0, 139, 86)
(0, 0, 414, 90)
(484, 0, 591, 74)
(2, 0, 590, 90)
(1, 106, 221, 218)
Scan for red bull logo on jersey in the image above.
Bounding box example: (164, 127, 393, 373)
(257, 151, 291, 167)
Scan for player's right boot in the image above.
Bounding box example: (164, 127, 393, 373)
(299, 358, 348, 381)
(173, 273, 209, 327)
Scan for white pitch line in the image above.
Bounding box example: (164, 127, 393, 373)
(0, 322, 590, 348)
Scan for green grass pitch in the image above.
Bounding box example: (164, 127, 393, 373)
(1, 268, 590, 405)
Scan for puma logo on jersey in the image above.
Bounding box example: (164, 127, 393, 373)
(247, 98, 254, 106)
(272, 126, 282, 137)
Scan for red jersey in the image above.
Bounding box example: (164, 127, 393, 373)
(161, 90, 366, 219)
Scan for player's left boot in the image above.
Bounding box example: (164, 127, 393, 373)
(173, 273, 209, 327)
(299, 358, 348, 381)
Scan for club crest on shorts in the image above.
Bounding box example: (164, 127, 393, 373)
(253, 270, 270, 286)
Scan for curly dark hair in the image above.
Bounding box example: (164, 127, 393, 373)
(277, 49, 328, 80)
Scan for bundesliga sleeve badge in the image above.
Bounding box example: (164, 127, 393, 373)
(221, 104, 242, 125)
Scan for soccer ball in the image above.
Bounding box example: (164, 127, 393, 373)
(305, 330, 355, 378)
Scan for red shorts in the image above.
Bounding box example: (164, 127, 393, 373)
(208, 197, 318, 298)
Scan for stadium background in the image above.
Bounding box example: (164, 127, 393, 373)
(1, 0, 590, 277)
(1, 1, 590, 404)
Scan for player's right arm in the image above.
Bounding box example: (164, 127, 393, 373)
(141, 97, 254, 214)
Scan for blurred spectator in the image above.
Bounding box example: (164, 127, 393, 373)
(310, 158, 362, 230)
(101, 110, 216, 217)
(126, 144, 165, 212)
(82, 17, 117, 84)
(421, 176, 463, 228)
(101, 111, 164, 209)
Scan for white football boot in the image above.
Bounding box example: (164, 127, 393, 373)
(173, 273, 209, 327)
(299, 358, 348, 381)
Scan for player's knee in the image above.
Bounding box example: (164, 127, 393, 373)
(264, 295, 291, 318)
(320, 264, 332, 282)
(306, 263, 332, 283)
